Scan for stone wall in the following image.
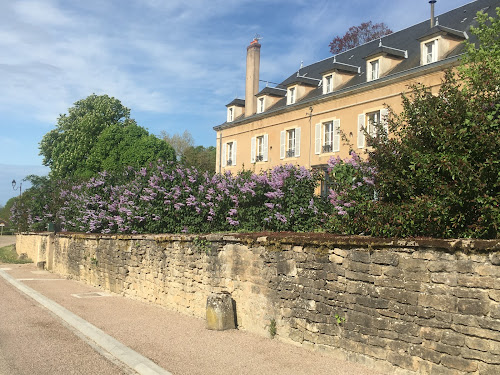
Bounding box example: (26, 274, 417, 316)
(16, 232, 500, 375)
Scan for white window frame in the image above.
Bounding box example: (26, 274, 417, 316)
(257, 97, 265, 114)
(370, 60, 379, 81)
(251, 134, 268, 163)
(425, 40, 437, 64)
(315, 119, 340, 154)
(366, 111, 379, 137)
(222, 141, 237, 167)
(323, 74, 333, 94)
(280, 127, 301, 159)
(287, 86, 296, 105)
(358, 109, 388, 148)
(227, 107, 234, 122)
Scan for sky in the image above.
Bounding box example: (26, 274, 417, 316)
(0, 0, 475, 206)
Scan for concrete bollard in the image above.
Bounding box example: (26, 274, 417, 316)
(206, 292, 236, 330)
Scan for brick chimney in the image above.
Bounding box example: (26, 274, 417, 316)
(245, 38, 261, 117)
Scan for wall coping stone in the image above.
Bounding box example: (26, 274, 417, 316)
(19, 231, 500, 253)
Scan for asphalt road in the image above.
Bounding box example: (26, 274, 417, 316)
(0, 236, 16, 248)
(0, 273, 129, 375)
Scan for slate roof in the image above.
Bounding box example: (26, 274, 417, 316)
(226, 98, 245, 107)
(257, 87, 286, 97)
(215, 0, 499, 131)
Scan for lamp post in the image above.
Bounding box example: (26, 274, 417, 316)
(12, 179, 22, 196)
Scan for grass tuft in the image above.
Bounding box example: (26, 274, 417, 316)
(0, 245, 32, 264)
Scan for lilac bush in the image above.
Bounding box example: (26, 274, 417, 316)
(19, 161, 323, 234)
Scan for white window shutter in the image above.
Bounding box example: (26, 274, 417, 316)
(380, 108, 389, 135)
(222, 143, 227, 167)
(314, 123, 321, 154)
(357, 114, 365, 148)
(333, 119, 340, 152)
(232, 141, 237, 166)
(263, 134, 268, 162)
(280, 130, 285, 159)
(250, 136, 256, 163)
(295, 127, 301, 157)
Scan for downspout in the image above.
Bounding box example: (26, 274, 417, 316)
(218, 130, 223, 174)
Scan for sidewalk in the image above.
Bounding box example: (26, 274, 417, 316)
(1, 263, 382, 375)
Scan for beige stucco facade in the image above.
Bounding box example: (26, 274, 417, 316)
(216, 64, 452, 175)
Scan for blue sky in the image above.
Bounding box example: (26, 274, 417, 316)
(0, 0, 473, 206)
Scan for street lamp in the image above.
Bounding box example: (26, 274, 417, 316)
(12, 179, 22, 196)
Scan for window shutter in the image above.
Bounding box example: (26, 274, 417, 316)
(263, 134, 269, 162)
(314, 123, 321, 155)
(250, 136, 256, 163)
(232, 141, 237, 166)
(380, 108, 389, 135)
(295, 127, 301, 157)
(333, 119, 340, 152)
(222, 143, 226, 167)
(357, 114, 365, 148)
(280, 130, 285, 159)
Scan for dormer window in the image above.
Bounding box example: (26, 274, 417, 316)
(287, 87, 296, 105)
(324, 74, 333, 94)
(257, 97, 265, 114)
(225, 99, 245, 123)
(425, 40, 437, 64)
(418, 25, 467, 66)
(370, 60, 380, 81)
(364, 45, 407, 83)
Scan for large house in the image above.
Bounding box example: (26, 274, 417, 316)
(214, 0, 498, 181)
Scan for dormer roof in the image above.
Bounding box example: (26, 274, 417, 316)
(226, 98, 245, 108)
(285, 75, 320, 88)
(257, 87, 286, 97)
(321, 61, 360, 75)
(418, 25, 468, 41)
(365, 44, 408, 60)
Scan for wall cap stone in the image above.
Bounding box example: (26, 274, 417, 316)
(18, 231, 500, 253)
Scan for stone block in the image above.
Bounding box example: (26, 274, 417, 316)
(450, 324, 500, 342)
(457, 298, 490, 316)
(457, 275, 497, 289)
(387, 352, 419, 372)
(441, 331, 465, 347)
(427, 261, 457, 273)
(479, 363, 500, 375)
(440, 354, 477, 372)
(400, 258, 427, 272)
(418, 294, 457, 313)
(488, 290, 500, 302)
(489, 252, 500, 265)
(408, 345, 442, 364)
(424, 341, 461, 356)
(349, 250, 370, 263)
(465, 336, 491, 352)
(206, 292, 236, 330)
(430, 272, 458, 286)
(371, 252, 399, 266)
(461, 348, 500, 365)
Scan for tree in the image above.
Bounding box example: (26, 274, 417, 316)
(161, 130, 194, 161)
(86, 123, 176, 174)
(329, 21, 392, 55)
(364, 7, 500, 238)
(181, 145, 216, 174)
(39, 94, 175, 179)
